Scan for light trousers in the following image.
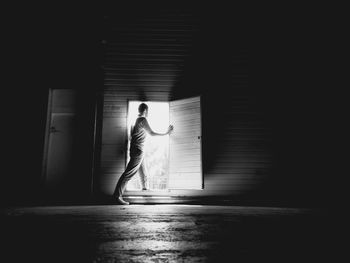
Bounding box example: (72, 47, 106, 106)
(114, 147, 148, 197)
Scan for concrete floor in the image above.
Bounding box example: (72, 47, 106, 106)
(0, 205, 334, 262)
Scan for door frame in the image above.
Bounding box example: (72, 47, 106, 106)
(126, 99, 170, 191)
(124, 95, 203, 196)
(41, 88, 54, 188)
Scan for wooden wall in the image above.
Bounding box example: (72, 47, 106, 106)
(95, 5, 272, 200)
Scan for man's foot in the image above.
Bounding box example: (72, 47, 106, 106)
(142, 188, 149, 191)
(116, 196, 129, 205)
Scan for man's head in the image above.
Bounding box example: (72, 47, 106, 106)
(138, 103, 148, 117)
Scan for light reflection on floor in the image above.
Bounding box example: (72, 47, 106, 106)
(0, 205, 331, 262)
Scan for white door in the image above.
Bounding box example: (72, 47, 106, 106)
(43, 90, 77, 193)
(169, 96, 203, 189)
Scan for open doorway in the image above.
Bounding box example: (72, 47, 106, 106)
(126, 101, 170, 191)
(125, 96, 203, 193)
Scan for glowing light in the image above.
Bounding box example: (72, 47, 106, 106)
(126, 101, 169, 191)
(125, 196, 172, 199)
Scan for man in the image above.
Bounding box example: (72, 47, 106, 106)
(113, 103, 174, 205)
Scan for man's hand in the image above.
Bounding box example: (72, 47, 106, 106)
(167, 125, 174, 135)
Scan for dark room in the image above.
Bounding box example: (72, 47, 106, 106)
(1, 3, 341, 262)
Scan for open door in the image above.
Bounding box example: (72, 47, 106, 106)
(169, 96, 203, 189)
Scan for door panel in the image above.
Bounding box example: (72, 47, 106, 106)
(43, 89, 77, 193)
(46, 113, 75, 190)
(169, 96, 202, 189)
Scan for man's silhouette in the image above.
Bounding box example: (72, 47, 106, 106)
(113, 103, 173, 205)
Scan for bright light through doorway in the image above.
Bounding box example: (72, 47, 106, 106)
(126, 101, 169, 191)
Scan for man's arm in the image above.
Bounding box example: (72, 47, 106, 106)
(142, 118, 173, 136)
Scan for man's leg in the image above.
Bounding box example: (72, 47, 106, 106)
(139, 160, 149, 190)
(113, 153, 143, 198)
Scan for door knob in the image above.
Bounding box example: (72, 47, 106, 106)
(50, 127, 59, 133)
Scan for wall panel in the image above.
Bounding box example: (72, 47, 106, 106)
(97, 7, 271, 201)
